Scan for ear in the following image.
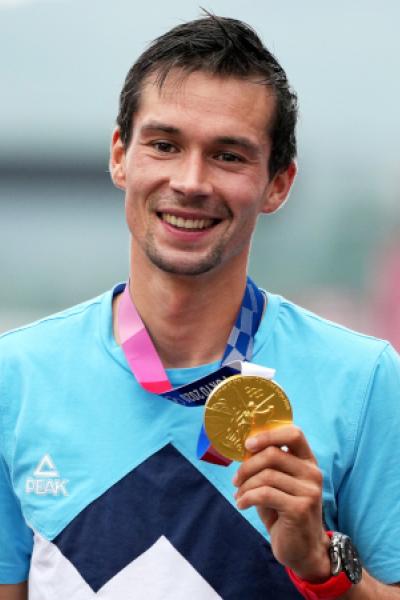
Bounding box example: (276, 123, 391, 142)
(109, 127, 127, 191)
(262, 161, 297, 214)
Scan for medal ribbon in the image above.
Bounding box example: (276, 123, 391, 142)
(118, 277, 268, 465)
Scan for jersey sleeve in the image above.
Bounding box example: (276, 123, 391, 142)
(0, 453, 33, 583)
(337, 343, 400, 584)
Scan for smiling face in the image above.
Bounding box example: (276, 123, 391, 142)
(111, 69, 295, 279)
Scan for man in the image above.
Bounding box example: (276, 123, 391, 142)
(1, 14, 399, 600)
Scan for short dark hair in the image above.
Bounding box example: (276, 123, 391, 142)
(117, 13, 298, 177)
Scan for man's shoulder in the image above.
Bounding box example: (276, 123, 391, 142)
(0, 289, 111, 361)
(271, 293, 390, 361)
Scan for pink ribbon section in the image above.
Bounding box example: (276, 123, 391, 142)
(119, 283, 171, 394)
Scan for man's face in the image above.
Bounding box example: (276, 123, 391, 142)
(111, 69, 293, 277)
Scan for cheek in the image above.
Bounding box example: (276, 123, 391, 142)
(125, 162, 167, 209)
(124, 172, 151, 214)
(216, 173, 265, 210)
(124, 178, 155, 235)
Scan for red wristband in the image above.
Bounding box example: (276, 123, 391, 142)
(285, 532, 353, 600)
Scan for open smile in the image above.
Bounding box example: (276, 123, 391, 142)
(157, 212, 221, 231)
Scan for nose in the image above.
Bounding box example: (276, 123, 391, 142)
(169, 152, 213, 198)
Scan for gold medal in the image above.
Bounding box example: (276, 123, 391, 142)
(204, 375, 292, 462)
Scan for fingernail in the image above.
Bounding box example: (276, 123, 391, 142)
(232, 473, 238, 486)
(245, 437, 257, 451)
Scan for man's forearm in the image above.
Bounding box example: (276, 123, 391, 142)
(0, 582, 28, 600)
(343, 570, 400, 599)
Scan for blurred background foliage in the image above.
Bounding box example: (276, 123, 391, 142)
(1, 0, 399, 351)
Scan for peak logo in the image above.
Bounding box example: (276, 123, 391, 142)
(25, 454, 68, 496)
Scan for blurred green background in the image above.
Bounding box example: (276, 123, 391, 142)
(1, 0, 399, 351)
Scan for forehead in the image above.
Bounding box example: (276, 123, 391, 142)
(135, 69, 276, 144)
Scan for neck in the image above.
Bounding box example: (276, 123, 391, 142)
(113, 257, 248, 369)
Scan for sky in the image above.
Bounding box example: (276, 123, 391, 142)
(1, 0, 399, 174)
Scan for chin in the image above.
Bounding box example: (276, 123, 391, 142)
(148, 249, 223, 277)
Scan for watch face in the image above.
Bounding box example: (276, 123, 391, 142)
(341, 536, 363, 584)
(329, 542, 341, 576)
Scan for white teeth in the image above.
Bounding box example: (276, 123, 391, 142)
(161, 213, 214, 230)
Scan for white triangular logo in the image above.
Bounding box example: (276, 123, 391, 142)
(33, 454, 60, 478)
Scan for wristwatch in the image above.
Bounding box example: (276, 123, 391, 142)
(329, 531, 362, 584)
(286, 531, 362, 599)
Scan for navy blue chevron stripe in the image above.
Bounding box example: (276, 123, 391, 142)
(53, 444, 302, 598)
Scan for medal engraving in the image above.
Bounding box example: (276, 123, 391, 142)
(204, 375, 292, 461)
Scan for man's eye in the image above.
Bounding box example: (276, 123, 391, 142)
(152, 141, 176, 153)
(215, 152, 243, 163)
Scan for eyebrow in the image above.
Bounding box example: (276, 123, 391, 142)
(214, 136, 260, 156)
(140, 122, 261, 156)
(140, 121, 180, 135)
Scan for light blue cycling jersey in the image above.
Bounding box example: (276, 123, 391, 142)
(1, 285, 399, 599)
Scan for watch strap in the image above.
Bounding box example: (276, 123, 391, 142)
(286, 567, 352, 600)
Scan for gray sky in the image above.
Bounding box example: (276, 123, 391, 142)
(1, 0, 399, 172)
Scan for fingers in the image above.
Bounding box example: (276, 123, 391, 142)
(235, 470, 322, 517)
(232, 425, 323, 519)
(236, 484, 299, 513)
(235, 466, 320, 506)
(245, 425, 315, 460)
(234, 425, 319, 489)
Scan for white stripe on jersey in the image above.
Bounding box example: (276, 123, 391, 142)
(29, 532, 222, 599)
